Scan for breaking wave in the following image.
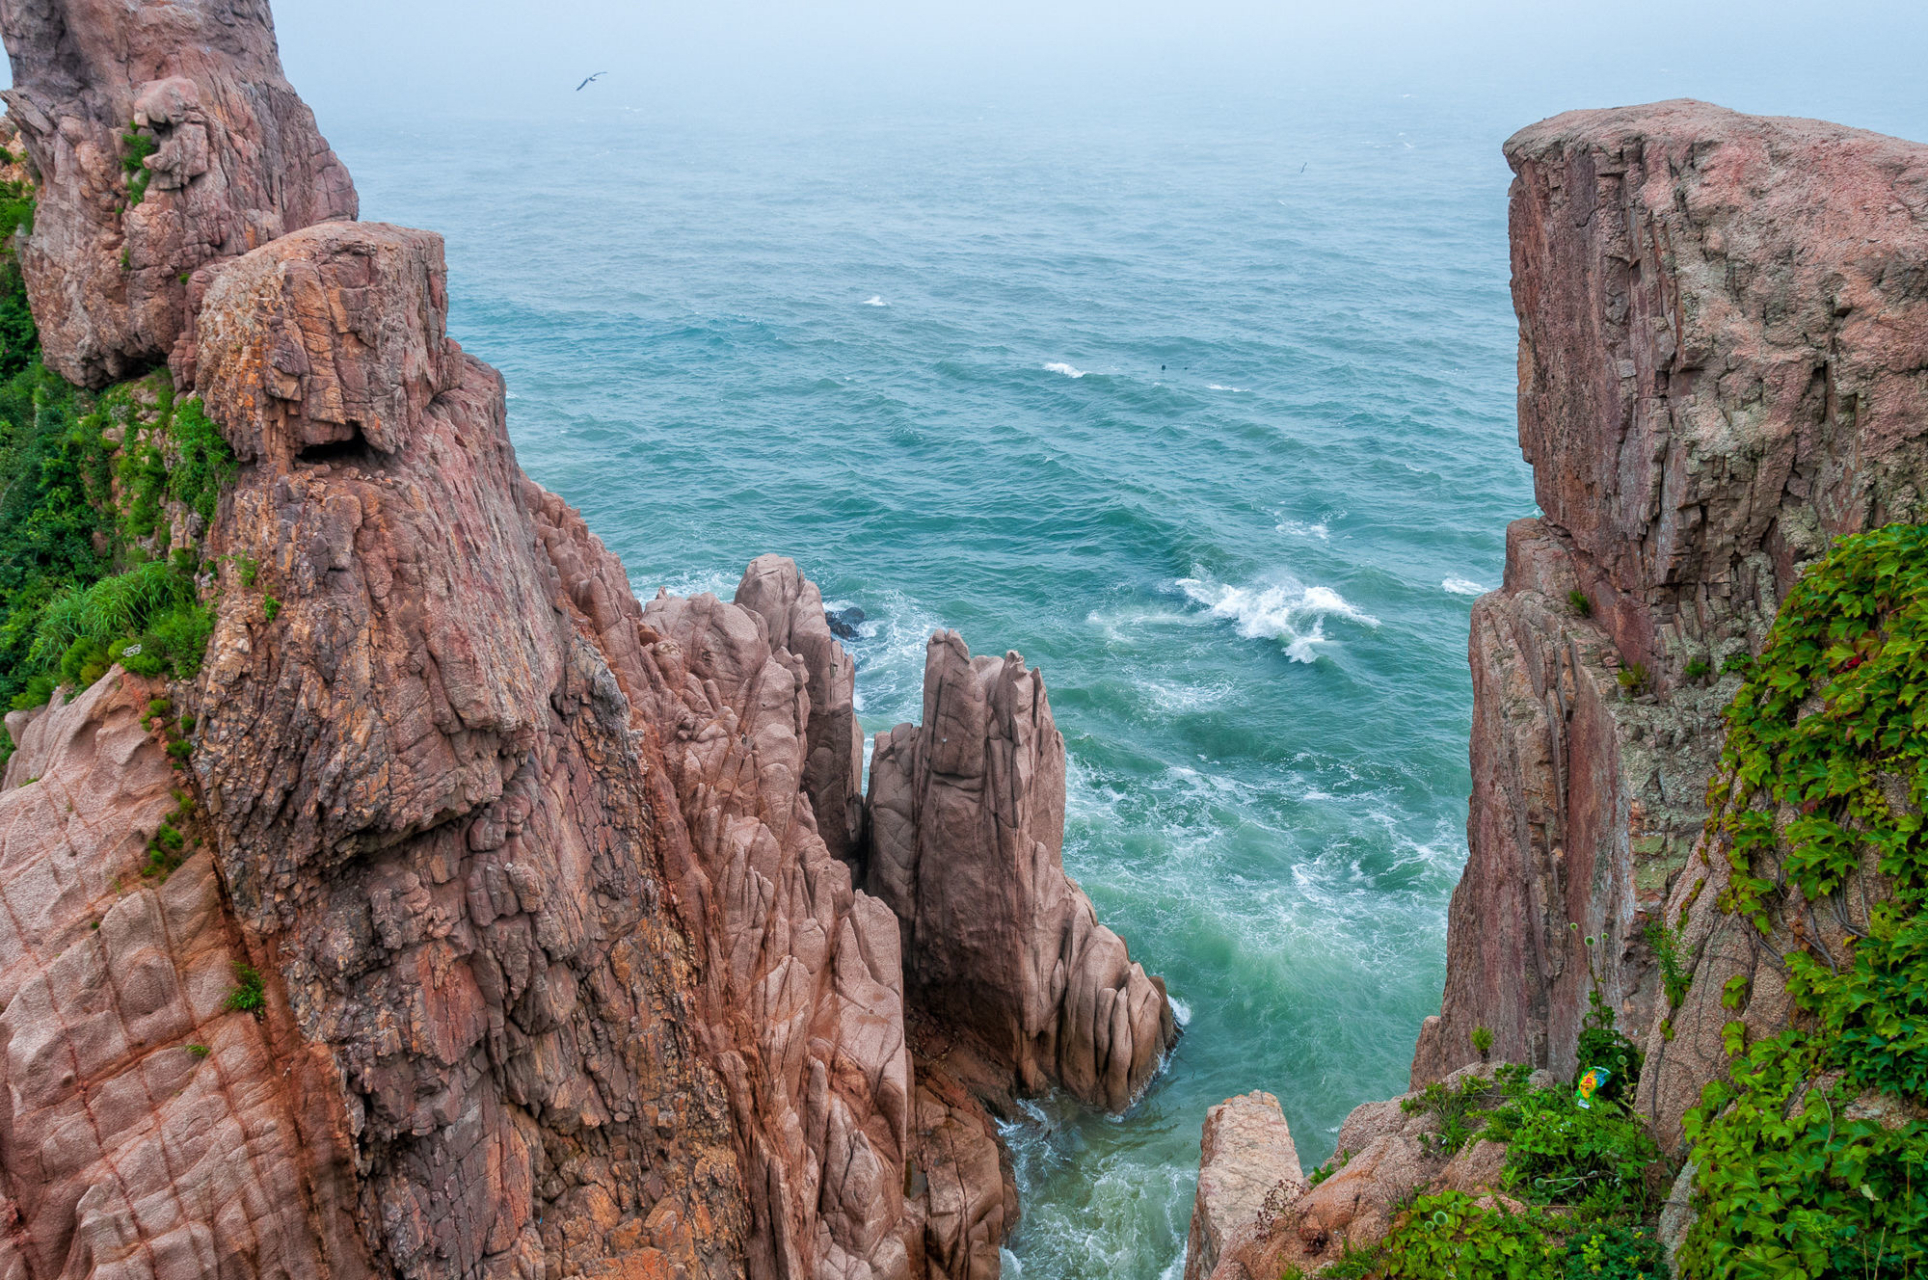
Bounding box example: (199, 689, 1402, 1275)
(1177, 573, 1379, 662)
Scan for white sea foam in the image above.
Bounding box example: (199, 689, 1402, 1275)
(1044, 361, 1087, 378)
(1169, 996, 1194, 1027)
(1277, 507, 1342, 540)
(1207, 384, 1246, 392)
(631, 568, 739, 603)
(1177, 573, 1378, 662)
(1442, 576, 1490, 596)
(862, 295, 888, 307)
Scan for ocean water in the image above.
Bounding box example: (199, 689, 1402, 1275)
(332, 87, 1532, 1278)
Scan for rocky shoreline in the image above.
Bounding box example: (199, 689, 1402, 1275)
(0, 3, 1173, 1278)
(1182, 101, 1928, 1278)
(0, 3, 1924, 1279)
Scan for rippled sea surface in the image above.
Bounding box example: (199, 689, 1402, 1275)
(334, 86, 1533, 1278)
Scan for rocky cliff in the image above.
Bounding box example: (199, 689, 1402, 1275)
(0, 0, 356, 388)
(1183, 100, 1928, 1278)
(0, 4, 1175, 1278)
(866, 633, 1178, 1113)
(1415, 100, 1928, 1107)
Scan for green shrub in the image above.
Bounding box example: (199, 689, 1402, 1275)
(1486, 1084, 1658, 1218)
(166, 397, 236, 523)
(1615, 663, 1651, 697)
(1372, 1192, 1558, 1280)
(120, 125, 159, 205)
(0, 723, 11, 772)
(0, 368, 115, 705)
(223, 961, 266, 1016)
(1643, 920, 1691, 1012)
(1684, 658, 1711, 682)
(1568, 589, 1592, 618)
(1559, 1225, 1663, 1279)
(262, 594, 279, 622)
(186, 1044, 210, 1058)
(1473, 1025, 1495, 1057)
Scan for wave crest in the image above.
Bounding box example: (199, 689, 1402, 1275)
(1177, 573, 1378, 662)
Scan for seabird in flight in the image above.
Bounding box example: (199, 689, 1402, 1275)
(576, 72, 608, 91)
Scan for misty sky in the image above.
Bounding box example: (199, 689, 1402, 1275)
(256, 0, 1928, 142)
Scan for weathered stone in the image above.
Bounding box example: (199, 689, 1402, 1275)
(1183, 1092, 1301, 1280)
(0, 672, 369, 1280)
(189, 221, 746, 1280)
(0, 0, 357, 386)
(866, 631, 1178, 1112)
(1417, 101, 1928, 1093)
(734, 554, 865, 869)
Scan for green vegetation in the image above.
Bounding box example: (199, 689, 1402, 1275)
(1679, 520, 1928, 1280)
(140, 784, 197, 879)
(1569, 589, 1592, 618)
(1473, 1025, 1495, 1058)
(223, 961, 265, 1017)
(1401, 1062, 1533, 1157)
(186, 1043, 210, 1058)
(1, 371, 234, 708)
(120, 125, 159, 206)
(262, 593, 279, 622)
(0, 158, 36, 380)
(1684, 658, 1711, 683)
(1615, 662, 1652, 697)
(1643, 920, 1692, 1012)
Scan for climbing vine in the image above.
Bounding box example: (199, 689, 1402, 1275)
(1681, 520, 1928, 1279)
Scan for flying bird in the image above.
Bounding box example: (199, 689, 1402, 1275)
(576, 72, 608, 91)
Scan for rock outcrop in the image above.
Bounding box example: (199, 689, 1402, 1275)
(190, 220, 748, 1280)
(1183, 1092, 1302, 1280)
(0, 672, 369, 1280)
(734, 555, 865, 870)
(1184, 1066, 1536, 1280)
(1412, 101, 1928, 1097)
(0, 6, 1181, 1277)
(866, 632, 1178, 1113)
(0, 0, 356, 386)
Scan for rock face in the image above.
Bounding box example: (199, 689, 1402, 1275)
(1183, 1092, 1302, 1280)
(0, 0, 356, 386)
(1413, 101, 1928, 1094)
(1185, 1065, 1535, 1280)
(180, 215, 1017, 1280)
(734, 555, 866, 869)
(0, 672, 368, 1280)
(190, 220, 748, 1280)
(866, 632, 1178, 1112)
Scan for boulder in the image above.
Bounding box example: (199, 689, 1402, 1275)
(1183, 1092, 1302, 1280)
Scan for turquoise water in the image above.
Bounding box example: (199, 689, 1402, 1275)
(335, 88, 1529, 1278)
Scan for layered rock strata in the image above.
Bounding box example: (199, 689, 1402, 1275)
(1413, 101, 1928, 1098)
(0, 0, 357, 386)
(866, 632, 1177, 1113)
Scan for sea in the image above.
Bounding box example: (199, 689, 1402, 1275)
(311, 75, 1922, 1279)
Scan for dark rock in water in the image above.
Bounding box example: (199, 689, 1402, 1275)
(827, 605, 866, 640)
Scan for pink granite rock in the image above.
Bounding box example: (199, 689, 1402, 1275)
(0, 0, 357, 386)
(866, 631, 1177, 1113)
(1183, 1092, 1301, 1280)
(0, 672, 369, 1280)
(1416, 101, 1928, 1091)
